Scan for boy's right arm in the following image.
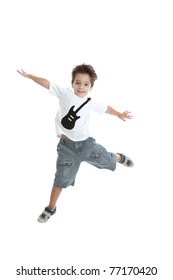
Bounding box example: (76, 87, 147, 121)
(17, 69, 50, 89)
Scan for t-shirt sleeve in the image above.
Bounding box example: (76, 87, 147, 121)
(49, 83, 62, 98)
(91, 100, 107, 114)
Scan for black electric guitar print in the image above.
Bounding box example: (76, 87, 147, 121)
(61, 98, 91, 130)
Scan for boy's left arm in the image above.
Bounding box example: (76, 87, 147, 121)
(106, 106, 133, 121)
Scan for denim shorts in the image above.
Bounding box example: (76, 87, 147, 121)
(53, 137, 116, 188)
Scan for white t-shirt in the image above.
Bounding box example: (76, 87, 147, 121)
(49, 83, 107, 141)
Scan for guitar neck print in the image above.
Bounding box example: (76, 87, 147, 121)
(61, 98, 91, 130)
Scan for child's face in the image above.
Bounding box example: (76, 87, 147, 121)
(72, 73, 92, 98)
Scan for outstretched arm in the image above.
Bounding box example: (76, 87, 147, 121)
(106, 106, 133, 121)
(17, 69, 50, 89)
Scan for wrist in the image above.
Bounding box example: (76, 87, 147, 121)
(117, 111, 121, 118)
(27, 74, 32, 79)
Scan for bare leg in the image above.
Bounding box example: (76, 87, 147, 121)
(116, 153, 134, 167)
(37, 186, 62, 223)
(116, 153, 121, 162)
(48, 186, 62, 209)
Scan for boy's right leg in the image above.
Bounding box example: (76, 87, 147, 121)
(37, 186, 62, 223)
(48, 186, 62, 209)
(37, 138, 81, 223)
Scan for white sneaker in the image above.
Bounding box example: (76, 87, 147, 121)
(118, 153, 134, 167)
(37, 206, 56, 223)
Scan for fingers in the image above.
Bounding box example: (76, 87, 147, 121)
(122, 110, 133, 119)
(16, 69, 24, 75)
(16, 69, 27, 77)
(124, 110, 132, 115)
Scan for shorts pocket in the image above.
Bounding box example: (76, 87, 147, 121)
(90, 145, 102, 158)
(56, 160, 73, 178)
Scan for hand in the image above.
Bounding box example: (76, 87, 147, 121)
(16, 69, 30, 78)
(119, 110, 133, 121)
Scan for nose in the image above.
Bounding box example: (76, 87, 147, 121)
(79, 84, 84, 89)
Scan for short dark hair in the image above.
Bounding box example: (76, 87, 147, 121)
(71, 63, 98, 88)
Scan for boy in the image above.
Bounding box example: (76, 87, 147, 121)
(17, 64, 134, 223)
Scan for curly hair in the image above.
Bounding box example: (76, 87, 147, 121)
(71, 63, 98, 88)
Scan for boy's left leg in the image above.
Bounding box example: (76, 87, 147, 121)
(116, 153, 134, 167)
(82, 137, 134, 170)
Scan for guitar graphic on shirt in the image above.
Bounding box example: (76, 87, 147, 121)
(61, 98, 91, 130)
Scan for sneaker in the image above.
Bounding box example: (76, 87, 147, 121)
(117, 153, 134, 167)
(37, 206, 56, 223)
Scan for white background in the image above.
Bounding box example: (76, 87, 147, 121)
(0, 0, 173, 279)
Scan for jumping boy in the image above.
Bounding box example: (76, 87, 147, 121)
(17, 64, 134, 223)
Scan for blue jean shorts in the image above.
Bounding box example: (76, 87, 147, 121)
(53, 137, 116, 188)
